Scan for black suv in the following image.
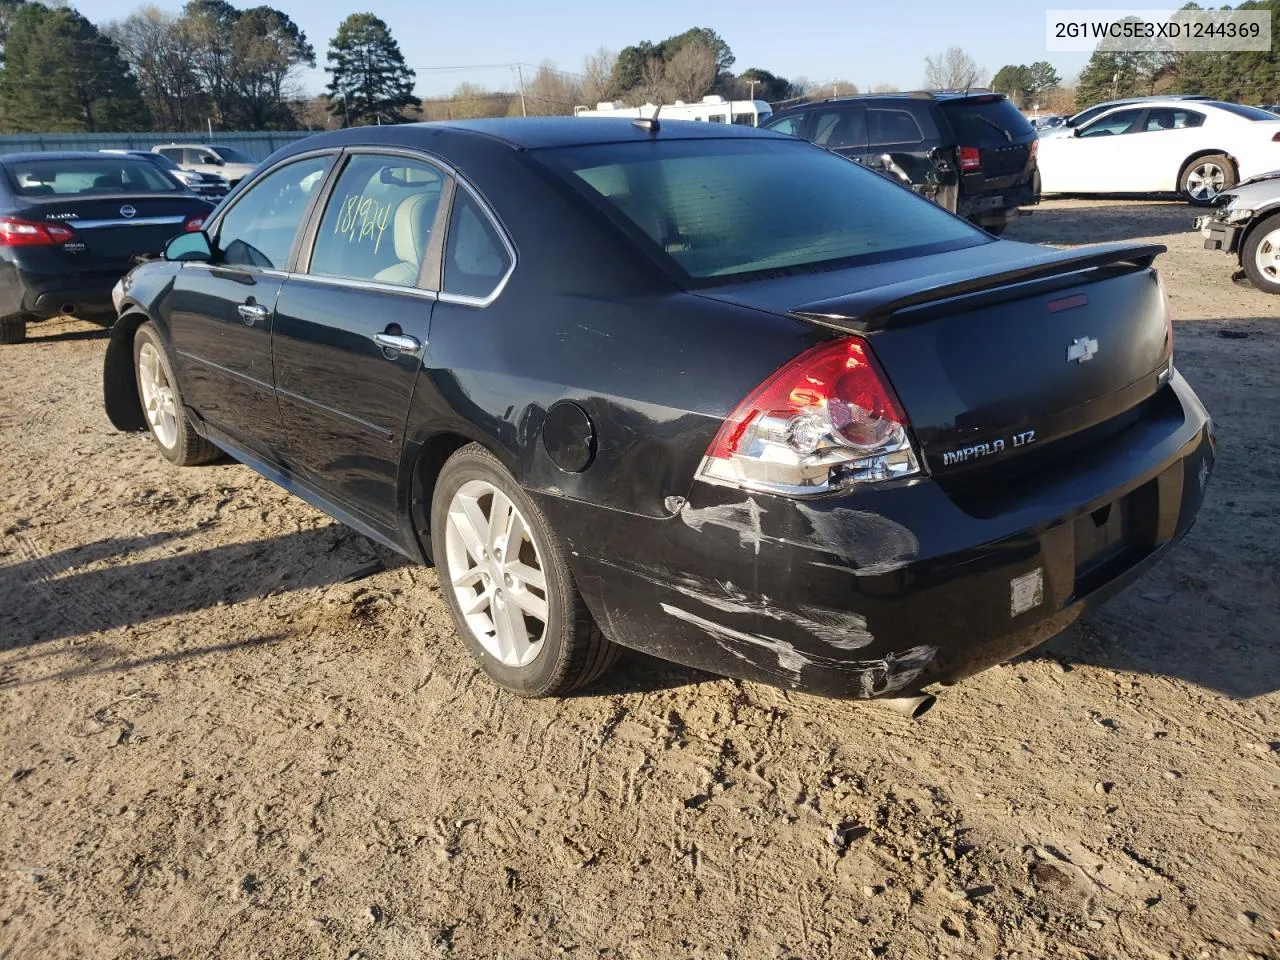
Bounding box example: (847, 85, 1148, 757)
(764, 92, 1039, 234)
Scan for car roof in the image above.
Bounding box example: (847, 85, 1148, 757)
(0, 151, 156, 163)
(282, 117, 791, 154)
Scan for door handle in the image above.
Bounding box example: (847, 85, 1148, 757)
(374, 332, 424, 359)
(237, 302, 269, 326)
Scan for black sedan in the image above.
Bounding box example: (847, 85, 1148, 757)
(103, 119, 1213, 711)
(0, 151, 214, 343)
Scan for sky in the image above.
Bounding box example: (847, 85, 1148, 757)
(84, 0, 1182, 100)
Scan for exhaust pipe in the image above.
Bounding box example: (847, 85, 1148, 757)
(59, 302, 76, 316)
(878, 693, 936, 719)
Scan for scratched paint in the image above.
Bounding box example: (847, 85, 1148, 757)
(660, 602, 937, 697)
(679, 498, 765, 555)
(794, 504, 919, 575)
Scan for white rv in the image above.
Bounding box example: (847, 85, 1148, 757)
(573, 95, 773, 127)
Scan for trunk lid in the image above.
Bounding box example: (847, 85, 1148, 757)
(21, 194, 211, 268)
(698, 240, 1171, 481)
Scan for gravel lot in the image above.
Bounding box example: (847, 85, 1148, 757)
(2, 199, 1278, 960)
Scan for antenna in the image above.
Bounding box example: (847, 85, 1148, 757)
(632, 102, 663, 133)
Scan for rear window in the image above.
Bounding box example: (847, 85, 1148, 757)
(539, 138, 986, 282)
(4, 157, 181, 196)
(1209, 102, 1279, 121)
(213, 146, 255, 163)
(941, 97, 1034, 145)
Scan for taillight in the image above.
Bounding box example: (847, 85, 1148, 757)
(1156, 271, 1174, 362)
(183, 216, 205, 233)
(958, 146, 981, 173)
(1030, 139, 1039, 160)
(698, 337, 922, 495)
(0, 216, 74, 246)
(1272, 131, 1280, 142)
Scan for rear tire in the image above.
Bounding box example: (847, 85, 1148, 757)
(0, 313, 27, 344)
(1241, 213, 1280, 295)
(430, 443, 621, 697)
(1180, 155, 1236, 206)
(133, 322, 220, 466)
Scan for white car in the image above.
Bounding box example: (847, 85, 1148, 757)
(151, 143, 258, 188)
(1037, 100, 1280, 204)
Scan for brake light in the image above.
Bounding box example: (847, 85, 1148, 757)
(1030, 139, 1039, 160)
(1272, 131, 1280, 142)
(1156, 272, 1174, 361)
(0, 216, 74, 246)
(699, 337, 921, 495)
(958, 146, 981, 173)
(183, 216, 205, 233)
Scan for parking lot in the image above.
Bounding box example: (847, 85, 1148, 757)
(1, 198, 1278, 959)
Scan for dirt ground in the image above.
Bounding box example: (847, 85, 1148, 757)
(2, 199, 1278, 960)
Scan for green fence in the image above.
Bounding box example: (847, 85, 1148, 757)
(0, 130, 319, 161)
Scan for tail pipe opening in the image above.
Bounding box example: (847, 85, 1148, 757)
(877, 692, 936, 719)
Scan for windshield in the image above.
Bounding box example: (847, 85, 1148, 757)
(942, 97, 1034, 144)
(539, 138, 986, 282)
(5, 157, 181, 196)
(1210, 102, 1279, 121)
(213, 146, 255, 164)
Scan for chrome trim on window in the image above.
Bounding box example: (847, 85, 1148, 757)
(283, 272, 438, 300)
(436, 179, 517, 309)
(71, 215, 187, 230)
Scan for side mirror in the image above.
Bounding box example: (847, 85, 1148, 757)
(165, 230, 213, 263)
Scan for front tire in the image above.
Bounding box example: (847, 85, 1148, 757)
(0, 313, 28, 344)
(1242, 213, 1280, 295)
(430, 443, 620, 697)
(133, 322, 220, 466)
(1180, 155, 1236, 206)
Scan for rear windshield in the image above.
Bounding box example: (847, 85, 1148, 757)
(538, 138, 986, 282)
(1209, 102, 1279, 121)
(941, 97, 1034, 144)
(213, 146, 255, 163)
(5, 157, 181, 196)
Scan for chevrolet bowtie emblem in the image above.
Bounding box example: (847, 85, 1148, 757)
(1067, 336, 1099, 363)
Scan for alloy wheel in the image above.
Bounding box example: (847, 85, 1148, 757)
(1185, 162, 1226, 202)
(137, 342, 179, 449)
(443, 479, 549, 667)
(1255, 226, 1280, 284)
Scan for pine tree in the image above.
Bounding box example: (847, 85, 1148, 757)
(325, 13, 417, 126)
(0, 4, 147, 132)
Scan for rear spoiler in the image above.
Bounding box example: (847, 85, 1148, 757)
(788, 242, 1166, 332)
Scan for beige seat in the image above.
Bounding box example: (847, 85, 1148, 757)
(373, 191, 437, 285)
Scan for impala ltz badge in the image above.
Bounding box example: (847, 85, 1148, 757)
(119, 205, 136, 219)
(1067, 336, 1098, 364)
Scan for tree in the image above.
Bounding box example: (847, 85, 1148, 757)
(520, 61, 582, 116)
(662, 41, 717, 102)
(660, 27, 733, 75)
(0, 4, 147, 132)
(732, 68, 796, 102)
(325, 13, 417, 125)
(1026, 61, 1061, 99)
(181, 0, 239, 127)
(0, 0, 26, 65)
(991, 64, 1033, 105)
(227, 6, 314, 128)
(109, 6, 208, 130)
(869, 82, 900, 94)
(923, 47, 988, 90)
(581, 47, 616, 106)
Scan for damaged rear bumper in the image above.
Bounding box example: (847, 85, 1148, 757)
(534, 372, 1213, 699)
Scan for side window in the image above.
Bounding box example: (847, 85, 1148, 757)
(1079, 109, 1143, 137)
(307, 154, 445, 287)
(442, 189, 512, 301)
(764, 114, 804, 137)
(183, 149, 204, 165)
(158, 148, 182, 163)
(811, 107, 866, 149)
(214, 155, 331, 270)
(1173, 109, 1204, 129)
(867, 109, 923, 146)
